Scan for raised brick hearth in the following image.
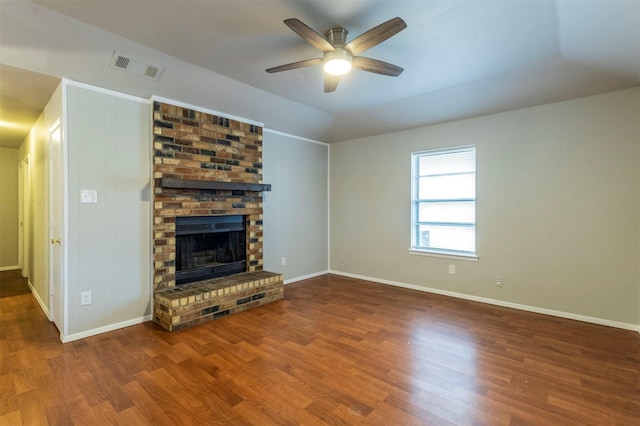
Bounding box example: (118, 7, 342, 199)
(152, 101, 282, 330)
(154, 271, 283, 331)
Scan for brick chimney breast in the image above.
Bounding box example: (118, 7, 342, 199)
(152, 102, 265, 292)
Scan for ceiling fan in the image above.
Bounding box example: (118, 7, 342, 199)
(266, 17, 407, 93)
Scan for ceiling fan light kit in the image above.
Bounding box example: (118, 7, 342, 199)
(323, 49, 352, 75)
(266, 17, 407, 92)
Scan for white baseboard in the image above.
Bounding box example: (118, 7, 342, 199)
(0, 265, 19, 271)
(56, 269, 322, 343)
(28, 280, 51, 321)
(283, 270, 330, 285)
(61, 315, 153, 343)
(329, 270, 640, 333)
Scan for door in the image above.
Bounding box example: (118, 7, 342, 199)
(49, 122, 63, 330)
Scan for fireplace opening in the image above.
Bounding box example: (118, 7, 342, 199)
(175, 215, 246, 285)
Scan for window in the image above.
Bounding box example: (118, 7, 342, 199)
(411, 146, 476, 257)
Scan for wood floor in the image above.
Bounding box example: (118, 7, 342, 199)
(0, 270, 30, 298)
(1, 274, 639, 425)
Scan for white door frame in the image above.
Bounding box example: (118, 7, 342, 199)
(20, 156, 30, 279)
(18, 161, 23, 271)
(49, 120, 64, 331)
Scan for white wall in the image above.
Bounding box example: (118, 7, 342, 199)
(0, 147, 19, 269)
(263, 130, 329, 281)
(330, 87, 640, 327)
(65, 83, 151, 339)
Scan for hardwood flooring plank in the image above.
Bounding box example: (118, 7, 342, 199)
(0, 373, 18, 416)
(236, 358, 316, 410)
(154, 353, 217, 391)
(224, 368, 307, 425)
(305, 400, 349, 425)
(365, 400, 436, 426)
(381, 393, 453, 425)
(89, 400, 121, 425)
(15, 388, 48, 425)
(0, 409, 22, 425)
(120, 380, 181, 425)
(11, 369, 37, 395)
(232, 399, 298, 426)
(114, 405, 154, 425)
(135, 368, 227, 424)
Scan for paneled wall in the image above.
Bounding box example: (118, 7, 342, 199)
(66, 83, 151, 339)
(262, 131, 329, 281)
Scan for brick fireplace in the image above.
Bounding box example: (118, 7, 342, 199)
(152, 101, 283, 331)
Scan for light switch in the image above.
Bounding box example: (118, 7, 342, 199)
(80, 291, 92, 305)
(80, 190, 98, 203)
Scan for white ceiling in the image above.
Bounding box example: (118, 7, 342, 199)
(0, 65, 59, 148)
(1, 0, 639, 147)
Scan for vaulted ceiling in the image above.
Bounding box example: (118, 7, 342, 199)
(1, 0, 639, 148)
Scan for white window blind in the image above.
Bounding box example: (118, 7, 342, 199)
(411, 146, 476, 257)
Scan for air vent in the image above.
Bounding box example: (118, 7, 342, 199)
(114, 55, 130, 69)
(145, 66, 160, 79)
(109, 52, 163, 81)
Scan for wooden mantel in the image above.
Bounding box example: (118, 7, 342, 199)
(161, 177, 271, 192)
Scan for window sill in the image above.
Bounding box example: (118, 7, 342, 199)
(408, 249, 478, 261)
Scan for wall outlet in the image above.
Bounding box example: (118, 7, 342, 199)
(496, 277, 504, 287)
(81, 291, 92, 305)
(449, 264, 456, 274)
(281, 257, 286, 266)
(80, 189, 98, 203)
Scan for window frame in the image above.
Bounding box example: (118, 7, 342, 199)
(410, 145, 478, 260)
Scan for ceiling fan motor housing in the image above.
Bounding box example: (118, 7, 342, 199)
(323, 27, 352, 75)
(325, 28, 349, 48)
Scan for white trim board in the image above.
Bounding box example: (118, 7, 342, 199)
(264, 128, 329, 146)
(28, 280, 51, 321)
(60, 269, 324, 343)
(60, 315, 153, 343)
(329, 270, 640, 333)
(0, 265, 19, 271)
(152, 96, 263, 127)
(65, 79, 150, 104)
(283, 270, 330, 285)
(326, 144, 331, 275)
(61, 79, 70, 338)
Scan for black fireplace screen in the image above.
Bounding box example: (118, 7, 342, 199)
(175, 215, 246, 285)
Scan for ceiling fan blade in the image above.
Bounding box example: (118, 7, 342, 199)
(324, 75, 340, 93)
(345, 17, 407, 56)
(284, 18, 335, 52)
(352, 57, 404, 76)
(266, 58, 323, 73)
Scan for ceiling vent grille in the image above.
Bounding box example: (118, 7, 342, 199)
(109, 52, 163, 80)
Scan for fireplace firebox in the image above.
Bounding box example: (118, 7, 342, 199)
(175, 215, 246, 285)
